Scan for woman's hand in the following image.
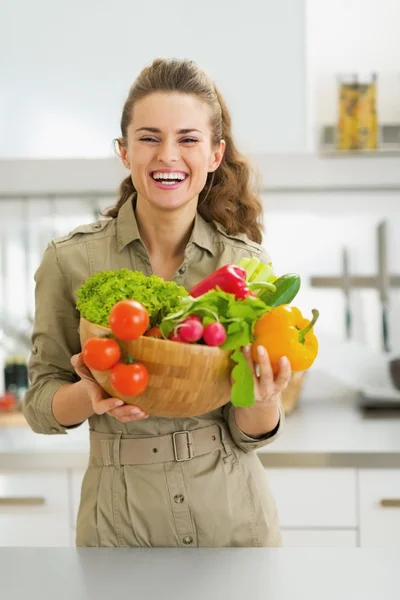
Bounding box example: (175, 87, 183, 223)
(70, 353, 149, 422)
(243, 344, 291, 407)
(233, 345, 291, 438)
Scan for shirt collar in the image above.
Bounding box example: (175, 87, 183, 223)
(116, 194, 216, 256)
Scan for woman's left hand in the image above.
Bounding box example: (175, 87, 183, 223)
(243, 344, 291, 407)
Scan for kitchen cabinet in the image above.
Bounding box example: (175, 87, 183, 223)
(0, 471, 70, 547)
(266, 468, 357, 527)
(359, 469, 400, 548)
(281, 529, 357, 548)
(69, 468, 85, 544)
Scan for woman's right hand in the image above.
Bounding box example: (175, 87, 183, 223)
(70, 353, 149, 422)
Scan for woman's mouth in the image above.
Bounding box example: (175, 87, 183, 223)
(150, 170, 189, 190)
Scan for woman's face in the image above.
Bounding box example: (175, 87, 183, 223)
(120, 92, 225, 212)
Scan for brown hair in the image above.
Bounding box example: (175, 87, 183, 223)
(106, 58, 263, 243)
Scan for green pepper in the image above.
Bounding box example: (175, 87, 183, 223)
(258, 273, 301, 306)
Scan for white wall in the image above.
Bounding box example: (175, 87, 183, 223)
(306, 0, 400, 149)
(1, 0, 306, 159)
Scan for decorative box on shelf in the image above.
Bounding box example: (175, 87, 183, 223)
(319, 123, 400, 157)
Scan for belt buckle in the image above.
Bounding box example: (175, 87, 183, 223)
(172, 431, 194, 462)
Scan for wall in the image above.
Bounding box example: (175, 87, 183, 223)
(1, 0, 306, 158)
(305, 0, 400, 149)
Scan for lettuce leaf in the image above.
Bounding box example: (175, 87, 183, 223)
(76, 268, 187, 328)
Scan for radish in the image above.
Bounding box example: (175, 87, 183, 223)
(168, 329, 184, 342)
(202, 322, 226, 346)
(178, 316, 204, 343)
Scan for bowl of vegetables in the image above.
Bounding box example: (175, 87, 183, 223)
(76, 261, 318, 418)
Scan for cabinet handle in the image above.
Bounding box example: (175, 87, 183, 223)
(380, 498, 400, 508)
(0, 497, 46, 506)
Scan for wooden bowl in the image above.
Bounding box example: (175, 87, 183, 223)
(79, 317, 233, 418)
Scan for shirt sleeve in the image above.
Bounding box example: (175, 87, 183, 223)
(22, 243, 82, 435)
(223, 399, 285, 453)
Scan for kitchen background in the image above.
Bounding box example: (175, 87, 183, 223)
(1, 0, 400, 548)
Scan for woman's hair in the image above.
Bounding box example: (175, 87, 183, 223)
(105, 58, 264, 243)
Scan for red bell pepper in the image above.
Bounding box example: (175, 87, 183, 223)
(190, 265, 251, 300)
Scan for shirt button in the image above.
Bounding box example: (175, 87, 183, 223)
(182, 535, 193, 545)
(174, 494, 184, 504)
(178, 266, 186, 275)
(32, 346, 38, 355)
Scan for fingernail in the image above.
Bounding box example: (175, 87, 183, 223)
(257, 345, 266, 356)
(243, 345, 250, 353)
(131, 408, 140, 415)
(280, 356, 289, 366)
(115, 400, 124, 407)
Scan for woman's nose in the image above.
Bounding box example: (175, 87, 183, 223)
(157, 139, 179, 163)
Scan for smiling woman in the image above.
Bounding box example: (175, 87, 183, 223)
(23, 57, 289, 550)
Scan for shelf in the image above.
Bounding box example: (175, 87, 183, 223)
(319, 124, 400, 158)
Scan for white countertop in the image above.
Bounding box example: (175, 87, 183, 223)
(1, 378, 400, 470)
(1, 547, 400, 600)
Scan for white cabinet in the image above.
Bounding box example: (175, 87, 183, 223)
(0, 471, 70, 547)
(70, 469, 85, 532)
(359, 469, 400, 548)
(266, 468, 357, 528)
(266, 468, 358, 547)
(281, 529, 357, 548)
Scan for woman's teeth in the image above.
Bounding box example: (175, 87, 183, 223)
(152, 172, 187, 184)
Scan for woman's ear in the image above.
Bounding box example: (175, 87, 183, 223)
(209, 139, 226, 173)
(116, 138, 131, 169)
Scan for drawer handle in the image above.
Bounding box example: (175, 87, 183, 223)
(380, 498, 400, 508)
(0, 497, 46, 506)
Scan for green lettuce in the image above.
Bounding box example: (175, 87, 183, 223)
(76, 268, 187, 328)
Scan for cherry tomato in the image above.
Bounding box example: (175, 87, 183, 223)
(144, 326, 163, 339)
(109, 300, 150, 341)
(110, 362, 149, 397)
(82, 337, 121, 371)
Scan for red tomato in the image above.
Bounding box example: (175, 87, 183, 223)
(144, 326, 163, 339)
(110, 362, 149, 397)
(109, 300, 150, 341)
(82, 337, 121, 371)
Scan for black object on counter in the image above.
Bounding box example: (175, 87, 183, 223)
(3, 355, 28, 405)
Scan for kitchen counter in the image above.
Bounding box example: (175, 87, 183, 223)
(1, 547, 399, 600)
(1, 387, 400, 470)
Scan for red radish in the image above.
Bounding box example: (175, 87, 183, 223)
(178, 316, 204, 343)
(168, 329, 184, 342)
(202, 322, 226, 346)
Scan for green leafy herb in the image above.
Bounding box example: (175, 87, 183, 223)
(160, 289, 271, 407)
(76, 268, 187, 328)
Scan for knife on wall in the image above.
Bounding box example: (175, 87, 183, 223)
(377, 220, 390, 353)
(341, 246, 352, 339)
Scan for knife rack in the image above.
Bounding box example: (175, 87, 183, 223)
(309, 220, 399, 352)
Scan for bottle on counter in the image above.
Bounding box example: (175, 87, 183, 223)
(3, 354, 29, 408)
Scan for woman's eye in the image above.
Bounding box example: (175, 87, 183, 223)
(140, 137, 158, 142)
(180, 138, 198, 144)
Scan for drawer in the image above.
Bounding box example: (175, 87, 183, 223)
(359, 469, 400, 548)
(281, 528, 358, 548)
(266, 468, 357, 528)
(0, 471, 70, 546)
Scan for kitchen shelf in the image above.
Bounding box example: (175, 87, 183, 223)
(319, 123, 400, 157)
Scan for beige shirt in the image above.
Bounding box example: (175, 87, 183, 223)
(23, 197, 284, 547)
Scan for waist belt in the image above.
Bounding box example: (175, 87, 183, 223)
(89, 424, 230, 466)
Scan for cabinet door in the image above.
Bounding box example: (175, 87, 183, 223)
(281, 529, 358, 548)
(0, 471, 70, 546)
(359, 469, 400, 548)
(266, 468, 357, 528)
(70, 469, 85, 535)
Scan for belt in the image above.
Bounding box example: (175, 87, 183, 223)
(89, 424, 230, 466)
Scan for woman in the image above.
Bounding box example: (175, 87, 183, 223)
(23, 58, 291, 547)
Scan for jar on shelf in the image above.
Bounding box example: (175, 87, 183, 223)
(336, 73, 359, 150)
(336, 72, 378, 151)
